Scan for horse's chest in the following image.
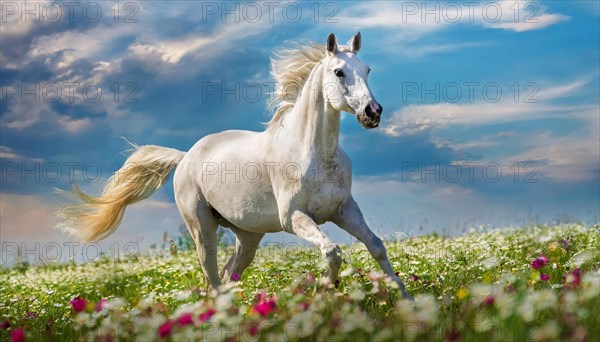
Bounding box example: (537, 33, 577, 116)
(301, 161, 350, 222)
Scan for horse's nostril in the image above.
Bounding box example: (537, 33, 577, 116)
(364, 105, 375, 119)
(365, 102, 382, 119)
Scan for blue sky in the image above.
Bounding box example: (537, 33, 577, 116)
(1, 1, 599, 255)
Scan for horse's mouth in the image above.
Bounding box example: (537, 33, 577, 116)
(357, 113, 380, 129)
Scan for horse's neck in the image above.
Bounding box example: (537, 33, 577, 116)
(282, 63, 341, 162)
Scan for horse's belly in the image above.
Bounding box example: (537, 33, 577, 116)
(204, 183, 282, 232)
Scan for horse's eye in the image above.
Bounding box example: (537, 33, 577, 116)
(334, 69, 344, 77)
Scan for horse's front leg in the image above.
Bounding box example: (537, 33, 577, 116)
(287, 211, 342, 285)
(332, 196, 412, 299)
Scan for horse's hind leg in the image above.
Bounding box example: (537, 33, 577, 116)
(175, 189, 221, 290)
(220, 228, 264, 282)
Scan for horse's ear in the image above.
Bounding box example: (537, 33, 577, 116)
(348, 32, 361, 54)
(326, 33, 338, 54)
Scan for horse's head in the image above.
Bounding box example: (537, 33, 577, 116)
(322, 32, 382, 129)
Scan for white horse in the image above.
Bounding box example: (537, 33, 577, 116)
(58, 32, 410, 298)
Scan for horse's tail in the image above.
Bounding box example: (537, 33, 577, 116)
(57, 145, 185, 242)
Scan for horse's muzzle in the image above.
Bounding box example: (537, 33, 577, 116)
(357, 101, 382, 129)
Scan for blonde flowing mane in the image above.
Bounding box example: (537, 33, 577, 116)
(266, 42, 351, 130)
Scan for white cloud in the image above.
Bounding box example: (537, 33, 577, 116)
(127, 19, 271, 75)
(336, 1, 568, 43)
(28, 25, 133, 70)
(1, 96, 93, 133)
(486, 12, 568, 32)
(0, 146, 44, 162)
(382, 80, 591, 137)
(382, 79, 599, 182)
(397, 42, 485, 58)
(336, 2, 452, 43)
(1, 0, 276, 133)
(503, 108, 599, 182)
(0, 0, 53, 38)
(382, 102, 593, 137)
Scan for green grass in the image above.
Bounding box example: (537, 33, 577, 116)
(1, 224, 599, 341)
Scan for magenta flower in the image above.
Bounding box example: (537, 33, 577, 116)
(483, 295, 494, 306)
(445, 329, 460, 342)
(11, 327, 25, 342)
(0, 320, 9, 330)
(231, 273, 240, 281)
(412, 274, 419, 282)
(199, 308, 215, 322)
(95, 299, 107, 312)
(532, 255, 548, 269)
(158, 320, 173, 338)
(177, 313, 194, 326)
(540, 274, 550, 281)
(248, 324, 258, 336)
(253, 298, 277, 317)
(70, 296, 87, 313)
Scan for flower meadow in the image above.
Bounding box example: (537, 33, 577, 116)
(1, 225, 599, 341)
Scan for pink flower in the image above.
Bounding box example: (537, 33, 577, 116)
(11, 327, 25, 342)
(532, 255, 548, 269)
(483, 295, 494, 306)
(199, 308, 215, 322)
(0, 320, 9, 330)
(70, 296, 87, 313)
(303, 272, 316, 285)
(564, 269, 582, 288)
(95, 299, 107, 312)
(300, 301, 310, 311)
(253, 299, 277, 317)
(177, 313, 193, 326)
(540, 274, 550, 281)
(368, 271, 380, 282)
(157, 320, 173, 338)
(231, 273, 240, 281)
(412, 274, 419, 282)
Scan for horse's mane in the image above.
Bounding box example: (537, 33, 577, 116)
(266, 42, 349, 130)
